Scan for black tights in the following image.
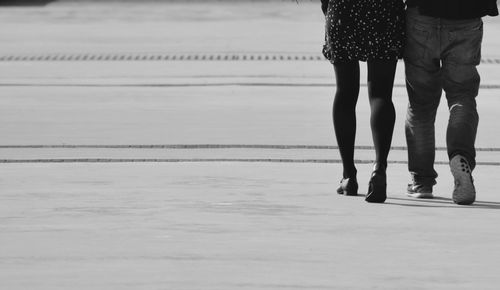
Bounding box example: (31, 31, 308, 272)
(332, 60, 397, 178)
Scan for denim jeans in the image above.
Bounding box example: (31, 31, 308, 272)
(404, 8, 483, 186)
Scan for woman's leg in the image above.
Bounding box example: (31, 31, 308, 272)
(367, 59, 397, 169)
(333, 61, 360, 179)
(365, 59, 397, 203)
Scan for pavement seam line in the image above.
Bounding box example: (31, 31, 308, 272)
(1, 144, 500, 151)
(2, 83, 500, 89)
(1, 158, 500, 166)
(1, 53, 500, 64)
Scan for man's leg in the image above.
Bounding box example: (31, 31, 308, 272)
(405, 63, 441, 196)
(442, 19, 482, 170)
(441, 18, 483, 205)
(404, 10, 442, 197)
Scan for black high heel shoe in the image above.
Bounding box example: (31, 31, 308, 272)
(365, 163, 387, 203)
(336, 176, 358, 196)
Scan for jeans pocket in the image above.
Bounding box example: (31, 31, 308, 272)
(404, 23, 430, 63)
(448, 21, 483, 65)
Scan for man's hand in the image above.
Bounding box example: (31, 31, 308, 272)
(321, 0, 329, 15)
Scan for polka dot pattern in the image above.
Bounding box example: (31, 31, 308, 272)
(323, 0, 406, 64)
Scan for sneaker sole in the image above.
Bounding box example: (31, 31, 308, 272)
(450, 156, 476, 205)
(406, 192, 434, 199)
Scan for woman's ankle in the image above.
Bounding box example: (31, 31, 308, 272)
(372, 162, 387, 174)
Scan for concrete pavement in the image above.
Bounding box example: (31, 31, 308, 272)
(2, 162, 500, 290)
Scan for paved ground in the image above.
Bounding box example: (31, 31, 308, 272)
(1, 1, 500, 289)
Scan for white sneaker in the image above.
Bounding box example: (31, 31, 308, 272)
(450, 155, 476, 205)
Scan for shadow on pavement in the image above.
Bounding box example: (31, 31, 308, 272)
(386, 196, 500, 209)
(0, 0, 56, 6)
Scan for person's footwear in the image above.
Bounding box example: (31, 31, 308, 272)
(365, 163, 387, 203)
(450, 155, 476, 205)
(407, 183, 434, 199)
(336, 177, 358, 196)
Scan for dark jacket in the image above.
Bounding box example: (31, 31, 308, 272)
(407, 0, 499, 19)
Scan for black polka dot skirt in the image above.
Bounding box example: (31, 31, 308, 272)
(323, 0, 406, 64)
